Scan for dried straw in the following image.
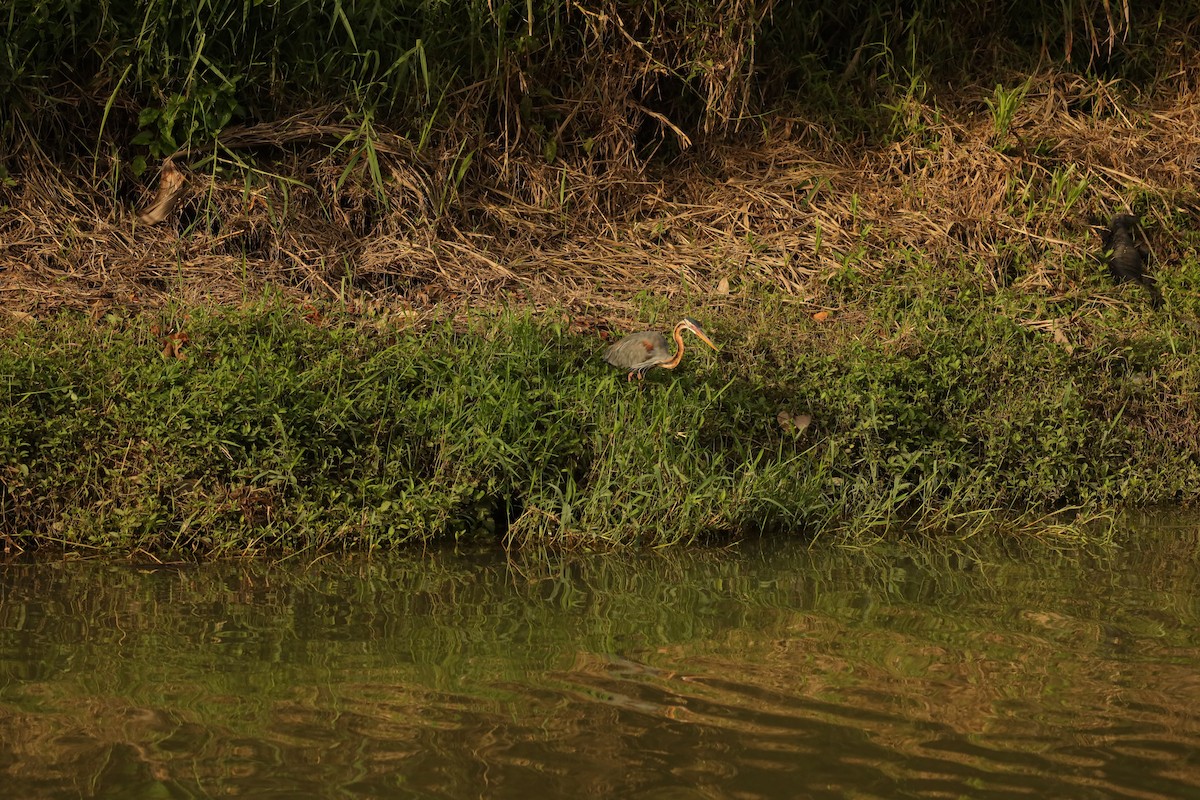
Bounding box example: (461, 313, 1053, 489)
(3, 72, 1198, 325)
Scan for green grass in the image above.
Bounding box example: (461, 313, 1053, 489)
(2, 278, 1197, 553)
(0, 304, 797, 551)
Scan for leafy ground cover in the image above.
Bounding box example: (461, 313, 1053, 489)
(2, 287, 1195, 552)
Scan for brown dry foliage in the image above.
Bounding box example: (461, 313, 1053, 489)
(2, 70, 1199, 324)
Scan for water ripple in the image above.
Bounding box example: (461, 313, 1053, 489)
(2, 539, 1200, 798)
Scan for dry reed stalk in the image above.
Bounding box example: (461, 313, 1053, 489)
(3, 72, 1199, 324)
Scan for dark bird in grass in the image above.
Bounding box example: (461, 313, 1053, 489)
(603, 318, 718, 381)
(1098, 214, 1163, 309)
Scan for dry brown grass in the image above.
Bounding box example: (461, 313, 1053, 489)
(3, 70, 1199, 328)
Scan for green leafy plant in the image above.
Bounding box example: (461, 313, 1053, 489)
(985, 80, 1031, 147)
(131, 79, 243, 172)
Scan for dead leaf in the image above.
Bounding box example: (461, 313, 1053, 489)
(160, 331, 189, 361)
(1051, 322, 1075, 354)
(777, 410, 813, 435)
(716, 277, 730, 294)
(137, 158, 186, 225)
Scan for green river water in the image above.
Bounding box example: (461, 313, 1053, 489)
(2, 527, 1199, 798)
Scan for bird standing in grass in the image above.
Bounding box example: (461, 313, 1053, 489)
(604, 318, 718, 381)
(1100, 214, 1163, 309)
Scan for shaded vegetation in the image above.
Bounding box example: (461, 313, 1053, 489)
(5, 1, 1197, 160)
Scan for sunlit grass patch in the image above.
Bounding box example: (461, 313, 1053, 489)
(2, 292, 1198, 554)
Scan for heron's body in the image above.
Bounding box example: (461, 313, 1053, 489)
(604, 318, 717, 380)
(1102, 214, 1163, 309)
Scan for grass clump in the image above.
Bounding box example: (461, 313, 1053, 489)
(2, 295, 1198, 554)
(0, 305, 806, 552)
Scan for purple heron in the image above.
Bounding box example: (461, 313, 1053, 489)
(603, 317, 718, 381)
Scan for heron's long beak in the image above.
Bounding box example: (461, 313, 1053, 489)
(683, 320, 718, 351)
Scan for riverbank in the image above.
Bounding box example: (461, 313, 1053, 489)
(3, 290, 1196, 553)
(3, 3, 1200, 551)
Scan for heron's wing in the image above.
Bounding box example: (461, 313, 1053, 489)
(604, 331, 670, 369)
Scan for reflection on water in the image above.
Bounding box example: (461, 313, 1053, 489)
(2, 528, 1200, 799)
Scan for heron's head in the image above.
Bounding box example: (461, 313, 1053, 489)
(679, 318, 718, 351)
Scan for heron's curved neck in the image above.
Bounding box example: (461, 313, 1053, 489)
(661, 323, 687, 370)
